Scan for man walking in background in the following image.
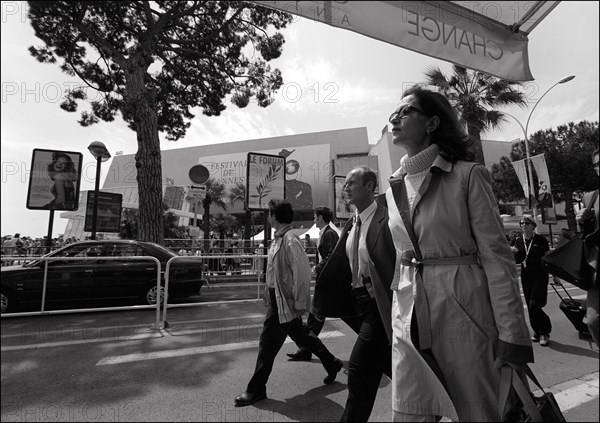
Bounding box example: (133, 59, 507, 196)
(288, 207, 340, 362)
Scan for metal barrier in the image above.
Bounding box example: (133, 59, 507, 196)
(161, 254, 268, 329)
(0, 255, 163, 329)
(1, 251, 320, 330)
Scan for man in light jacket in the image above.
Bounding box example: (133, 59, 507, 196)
(234, 199, 343, 407)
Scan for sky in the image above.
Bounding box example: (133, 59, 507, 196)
(1, 1, 599, 239)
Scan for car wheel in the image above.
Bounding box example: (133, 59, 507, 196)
(143, 285, 168, 306)
(1, 290, 16, 314)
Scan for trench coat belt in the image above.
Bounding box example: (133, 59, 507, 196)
(400, 254, 479, 267)
(400, 254, 479, 350)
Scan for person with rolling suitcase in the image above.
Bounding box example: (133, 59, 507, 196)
(511, 215, 552, 346)
(549, 276, 590, 337)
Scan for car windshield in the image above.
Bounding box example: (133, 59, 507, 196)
(142, 242, 176, 258)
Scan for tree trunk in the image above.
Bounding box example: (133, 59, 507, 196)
(562, 191, 578, 232)
(126, 68, 164, 243)
(467, 126, 485, 165)
(244, 209, 251, 242)
(203, 196, 211, 251)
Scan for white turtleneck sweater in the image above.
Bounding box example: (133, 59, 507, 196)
(399, 144, 439, 212)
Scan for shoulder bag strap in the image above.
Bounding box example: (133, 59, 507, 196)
(590, 189, 599, 209)
(389, 176, 422, 260)
(499, 365, 543, 422)
(389, 176, 436, 350)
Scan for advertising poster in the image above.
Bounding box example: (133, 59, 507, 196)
(334, 175, 355, 219)
(246, 153, 285, 210)
(84, 191, 123, 233)
(197, 144, 331, 214)
(26, 149, 83, 211)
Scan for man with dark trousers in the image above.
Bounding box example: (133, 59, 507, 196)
(234, 200, 343, 407)
(313, 167, 395, 422)
(287, 206, 340, 361)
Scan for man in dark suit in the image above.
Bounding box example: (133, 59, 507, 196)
(312, 167, 395, 422)
(287, 206, 340, 361)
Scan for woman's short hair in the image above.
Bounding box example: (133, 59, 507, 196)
(402, 85, 475, 163)
(268, 199, 294, 224)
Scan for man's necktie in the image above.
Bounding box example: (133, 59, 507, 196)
(352, 215, 361, 287)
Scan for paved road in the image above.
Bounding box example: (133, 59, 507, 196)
(1, 285, 598, 422)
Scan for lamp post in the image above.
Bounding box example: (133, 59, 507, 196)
(88, 141, 111, 240)
(504, 75, 575, 219)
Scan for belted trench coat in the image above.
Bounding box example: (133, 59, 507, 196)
(386, 156, 533, 421)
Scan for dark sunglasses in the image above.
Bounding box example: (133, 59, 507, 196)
(389, 105, 428, 122)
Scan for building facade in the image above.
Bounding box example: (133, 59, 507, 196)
(61, 126, 558, 241)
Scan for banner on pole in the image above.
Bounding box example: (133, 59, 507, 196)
(511, 158, 533, 209)
(529, 154, 553, 208)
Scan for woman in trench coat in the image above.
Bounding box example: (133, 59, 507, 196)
(386, 86, 533, 422)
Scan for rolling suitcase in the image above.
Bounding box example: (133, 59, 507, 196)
(550, 278, 590, 336)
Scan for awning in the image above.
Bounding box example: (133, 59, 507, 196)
(301, 222, 342, 239)
(251, 228, 275, 242)
(252, 1, 561, 81)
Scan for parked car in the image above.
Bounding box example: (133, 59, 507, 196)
(1, 240, 204, 314)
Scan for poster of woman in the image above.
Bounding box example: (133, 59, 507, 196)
(27, 149, 83, 211)
(334, 175, 355, 219)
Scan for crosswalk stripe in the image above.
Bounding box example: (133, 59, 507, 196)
(0, 323, 265, 351)
(540, 372, 599, 412)
(95, 330, 345, 365)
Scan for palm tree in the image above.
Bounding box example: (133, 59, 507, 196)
(424, 65, 527, 165)
(228, 182, 252, 243)
(211, 213, 241, 240)
(201, 178, 227, 251)
(119, 202, 185, 240)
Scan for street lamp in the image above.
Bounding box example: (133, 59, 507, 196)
(88, 141, 111, 240)
(504, 75, 575, 219)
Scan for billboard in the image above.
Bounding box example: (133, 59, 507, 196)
(26, 149, 83, 211)
(334, 175, 356, 219)
(199, 144, 332, 214)
(84, 191, 123, 233)
(246, 153, 286, 210)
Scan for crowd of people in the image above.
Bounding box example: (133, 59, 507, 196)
(1, 233, 79, 258)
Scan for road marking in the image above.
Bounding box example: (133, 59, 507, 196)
(536, 372, 599, 412)
(0, 332, 165, 351)
(96, 330, 345, 366)
(0, 313, 266, 339)
(0, 322, 269, 351)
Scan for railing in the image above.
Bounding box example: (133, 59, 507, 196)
(0, 255, 163, 329)
(160, 254, 269, 329)
(0, 251, 319, 326)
